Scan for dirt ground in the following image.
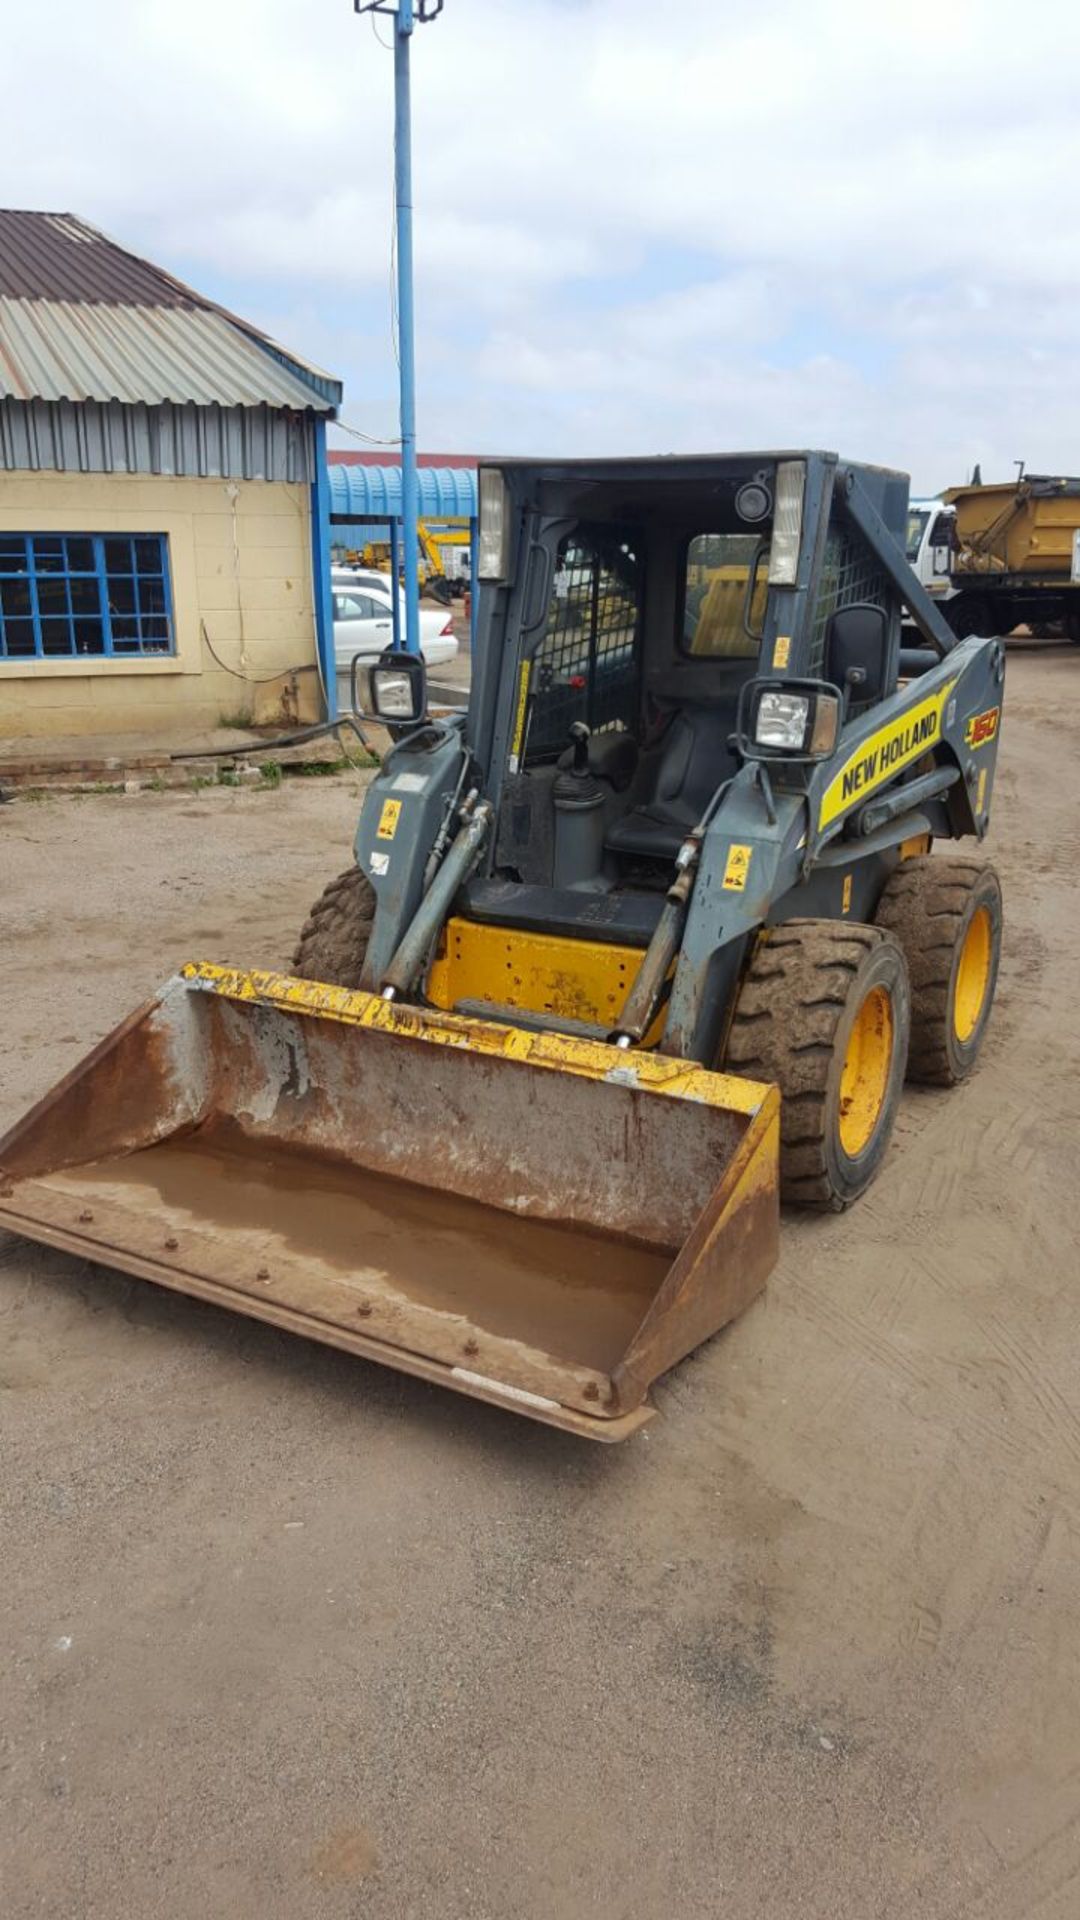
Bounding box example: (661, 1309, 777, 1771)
(3, 643, 1079, 1919)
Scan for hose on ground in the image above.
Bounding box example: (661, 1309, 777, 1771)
(168, 716, 377, 766)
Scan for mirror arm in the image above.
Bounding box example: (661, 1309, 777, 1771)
(842, 663, 867, 718)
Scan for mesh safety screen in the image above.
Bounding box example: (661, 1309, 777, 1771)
(527, 529, 641, 759)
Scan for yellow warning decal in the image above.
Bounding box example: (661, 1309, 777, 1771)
(976, 766, 988, 815)
(818, 679, 957, 831)
(508, 660, 532, 772)
(773, 635, 791, 670)
(841, 873, 853, 914)
(723, 843, 753, 891)
(376, 798, 402, 841)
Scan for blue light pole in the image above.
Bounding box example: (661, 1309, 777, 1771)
(354, 0, 444, 656)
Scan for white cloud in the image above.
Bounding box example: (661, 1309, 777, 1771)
(3, 0, 1080, 488)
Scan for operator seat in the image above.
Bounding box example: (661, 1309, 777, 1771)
(605, 704, 737, 861)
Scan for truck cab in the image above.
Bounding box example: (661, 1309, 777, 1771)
(906, 497, 957, 605)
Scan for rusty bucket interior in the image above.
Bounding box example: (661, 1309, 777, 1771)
(0, 965, 779, 1440)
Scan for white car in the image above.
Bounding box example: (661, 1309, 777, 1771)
(333, 566, 396, 600)
(331, 572, 458, 674)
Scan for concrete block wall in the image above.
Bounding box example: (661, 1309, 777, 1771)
(0, 472, 322, 739)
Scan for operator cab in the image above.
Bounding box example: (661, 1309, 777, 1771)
(462, 452, 905, 945)
(480, 464, 785, 897)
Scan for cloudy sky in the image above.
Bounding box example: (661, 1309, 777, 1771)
(5, 0, 1080, 489)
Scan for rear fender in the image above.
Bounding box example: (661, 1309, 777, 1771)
(660, 635, 1004, 1061)
(353, 721, 468, 987)
(808, 636, 1005, 851)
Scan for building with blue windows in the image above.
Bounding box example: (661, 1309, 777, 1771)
(0, 209, 341, 739)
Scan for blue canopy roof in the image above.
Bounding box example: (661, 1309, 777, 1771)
(328, 462, 476, 521)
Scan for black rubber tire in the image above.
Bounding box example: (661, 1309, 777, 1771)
(945, 597, 992, 641)
(875, 856, 1002, 1086)
(292, 865, 376, 989)
(726, 920, 911, 1211)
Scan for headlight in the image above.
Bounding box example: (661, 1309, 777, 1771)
(478, 466, 511, 582)
(368, 648, 427, 724)
(767, 459, 805, 586)
(371, 670, 415, 718)
(752, 687, 840, 756)
(756, 690, 810, 748)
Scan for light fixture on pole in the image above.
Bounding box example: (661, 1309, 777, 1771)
(354, 0, 444, 656)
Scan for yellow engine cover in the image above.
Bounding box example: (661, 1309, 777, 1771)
(426, 916, 668, 1045)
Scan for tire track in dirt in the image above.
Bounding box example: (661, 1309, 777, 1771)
(973, 1310, 1080, 1477)
(779, 1277, 1061, 1494)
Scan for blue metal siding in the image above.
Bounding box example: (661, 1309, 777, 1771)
(328, 463, 476, 520)
(332, 521, 392, 545)
(0, 398, 319, 481)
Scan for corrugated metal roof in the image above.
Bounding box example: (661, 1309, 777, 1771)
(0, 298, 332, 410)
(0, 209, 342, 413)
(329, 462, 477, 520)
(0, 209, 196, 306)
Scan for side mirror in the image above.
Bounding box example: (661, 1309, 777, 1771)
(367, 647, 428, 726)
(824, 603, 889, 704)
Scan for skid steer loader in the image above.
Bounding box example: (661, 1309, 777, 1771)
(0, 452, 1005, 1440)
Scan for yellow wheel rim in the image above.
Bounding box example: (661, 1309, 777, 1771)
(838, 986, 893, 1158)
(954, 905, 992, 1043)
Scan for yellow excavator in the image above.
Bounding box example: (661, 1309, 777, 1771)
(0, 452, 1004, 1439)
(348, 519, 469, 603)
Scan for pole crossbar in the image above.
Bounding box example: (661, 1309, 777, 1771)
(353, 3, 444, 24)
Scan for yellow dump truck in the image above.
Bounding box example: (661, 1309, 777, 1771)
(940, 473, 1080, 641)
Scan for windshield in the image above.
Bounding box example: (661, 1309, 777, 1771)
(905, 509, 930, 561)
(682, 532, 768, 658)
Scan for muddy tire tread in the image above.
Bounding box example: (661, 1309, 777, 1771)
(727, 919, 902, 1210)
(292, 865, 376, 989)
(875, 856, 1000, 1086)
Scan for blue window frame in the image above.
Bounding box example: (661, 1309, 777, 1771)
(0, 534, 175, 661)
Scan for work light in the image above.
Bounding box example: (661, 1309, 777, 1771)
(767, 460, 806, 586)
(478, 467, 512, 582)
(370, 649, 427, 724)
(372, 672, 415, 718)
(749, 684, 840, 758)
(756, 690, 811, 749)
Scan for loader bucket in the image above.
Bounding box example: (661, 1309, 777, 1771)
(0, 964, 779, 1440)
